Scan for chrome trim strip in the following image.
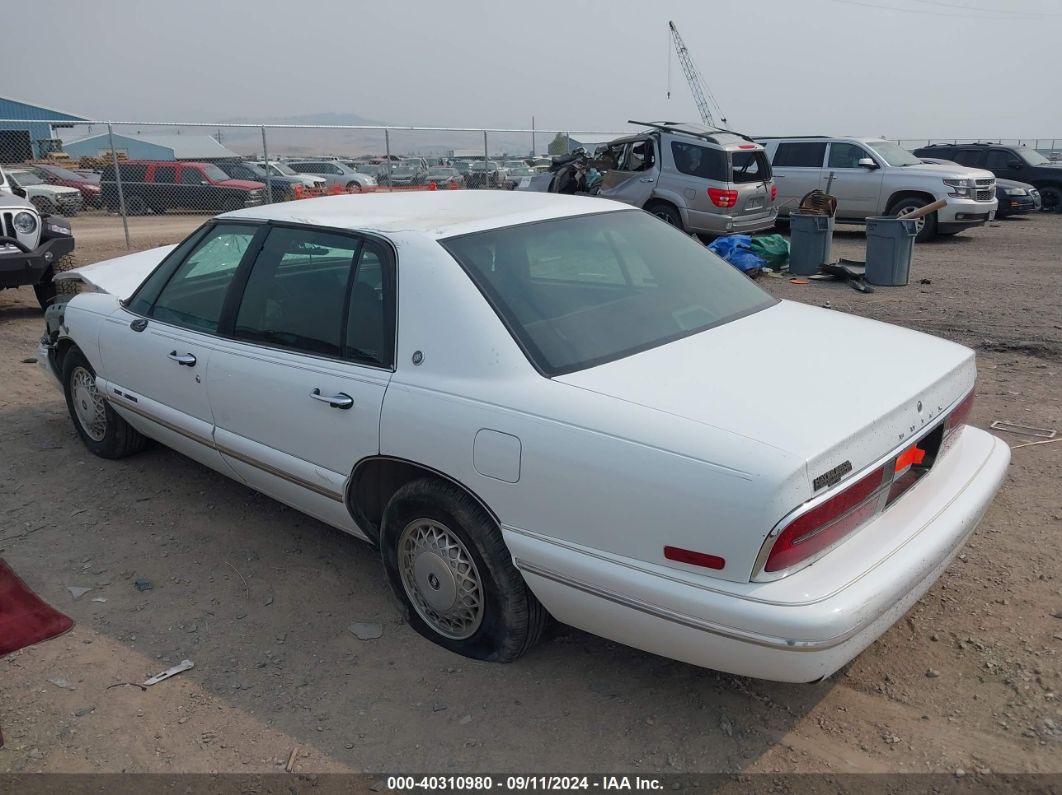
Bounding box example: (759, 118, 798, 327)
(514, 559, 851, 651)
(107, 394, 344, 503)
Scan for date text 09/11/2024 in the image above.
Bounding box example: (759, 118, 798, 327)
(385, 776, 664, 791)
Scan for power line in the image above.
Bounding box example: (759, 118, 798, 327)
(919, 0, 1062, 16)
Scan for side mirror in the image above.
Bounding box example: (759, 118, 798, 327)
(12, 185, 27, 198)
(201, 180, 211, 185)
(857, 157, 879, 169)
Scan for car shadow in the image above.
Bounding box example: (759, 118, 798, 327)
(2, 403, 834, 773)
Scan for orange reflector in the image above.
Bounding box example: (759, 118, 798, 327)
(895, 444, 926, 473)
(664, 546, 725, 570)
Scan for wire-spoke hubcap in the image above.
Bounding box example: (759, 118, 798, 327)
(398, 519, 484, 640)
(895, 205, 926, 234)
(71, 366, 107, 442)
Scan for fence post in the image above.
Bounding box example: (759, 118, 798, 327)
(260, 126, 273, 204)
(566, 131, 572, 154)
(106, 122, 130, 250)
(385, 129, 392, 191)
(483, 130, 489, 186)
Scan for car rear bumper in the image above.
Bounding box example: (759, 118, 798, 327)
(0, 236, 75, 288)
(685, 207, 778, 235)
(506, 426, 1009, 682)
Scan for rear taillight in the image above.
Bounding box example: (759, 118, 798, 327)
(761, 466, 887, 574)
(708, 188, 738, 208)
(944, 389, 974, 435)
(770, 183, 777, 201)
(758, 388, 974, 579)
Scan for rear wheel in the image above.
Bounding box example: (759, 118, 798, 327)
(380, 478, 549, 662)
(346, 181, 363, 193)
(646, 201, 685, 232)
(62, 349, 147, 459)
(1038, 186, 1061, 213)
(887, 196, 937, 242)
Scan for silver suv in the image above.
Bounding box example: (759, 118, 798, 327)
(596, 122, 778, 235)
(759, 136, 998, 241)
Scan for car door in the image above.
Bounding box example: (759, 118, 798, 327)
(152, 164, 177, 212)
(599, 138, 659, 207)
(768, 141, 827, 215)
(179, 165, 214, 210)
(97, 222, 260, 474)
(823, 142, 884, 219)
(207, 224, 396, 537)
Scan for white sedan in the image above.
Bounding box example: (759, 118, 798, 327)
(40, 192, 1009, 682)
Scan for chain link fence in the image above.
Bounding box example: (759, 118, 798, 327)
(2, 119, 1058, 250)
(0, 119, 627, 248)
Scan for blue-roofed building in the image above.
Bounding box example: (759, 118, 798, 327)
(63, 133, 239, 162)
(0, 96, 87, 162)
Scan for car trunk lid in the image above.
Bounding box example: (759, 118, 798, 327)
(553, 300, 975, 492)
(53, 244, 176, 299)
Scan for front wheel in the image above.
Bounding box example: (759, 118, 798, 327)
(380, 478, 549, 662)
(1038, 186, 1061, 213)
(62, 349, 147, 459)
(346, 181, 363, 193)
(888, 197, 937, 242)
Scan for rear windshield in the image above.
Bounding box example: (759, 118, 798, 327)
(730, 150, 771, 183)
(442, 210, 774, 376)
(670, 141, 726, 181)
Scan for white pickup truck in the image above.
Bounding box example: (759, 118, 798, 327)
(759, 136, 997, 241)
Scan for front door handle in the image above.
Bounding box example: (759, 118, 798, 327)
(310, 389, 354, 410)
(168, 351, 197, 367)
(639, 177, 654, 183)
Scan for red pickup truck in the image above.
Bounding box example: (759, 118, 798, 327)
(100, 160, 266, 214)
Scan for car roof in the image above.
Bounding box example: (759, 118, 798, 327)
(221, 190, 628, 239)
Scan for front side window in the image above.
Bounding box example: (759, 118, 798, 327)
(827, 143, 871, 169)
(442, 210, 774, 376)
(233, 227, 392, 365)
(670, 141, 726, 181)
(771, 142, 826, 168)
(149, 224, 256, 333)
(181, 167, 204, 185)
(865, 141, 921, 167)
(985, 150, 1015, 170)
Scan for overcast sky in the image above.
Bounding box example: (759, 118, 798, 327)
(5, 0, 1059, 140)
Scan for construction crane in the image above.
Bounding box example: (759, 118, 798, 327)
(667, 20, 727, 128)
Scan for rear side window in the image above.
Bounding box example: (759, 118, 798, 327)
(771, 142, 826, 168)
(953, 149, 987, 168)
(118, 164, 147, 181)
(670, 141, 726, 181)
(233, 227, 394, 366)
(731, 151, 770, 183)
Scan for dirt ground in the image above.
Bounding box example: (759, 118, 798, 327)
(0, 210, 1059, 776)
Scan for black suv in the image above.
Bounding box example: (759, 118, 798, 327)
(912, 143, 1062, 213)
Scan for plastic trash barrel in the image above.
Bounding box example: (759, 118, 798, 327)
(788, 213, 834, 276)
(865, 216, 917, 286)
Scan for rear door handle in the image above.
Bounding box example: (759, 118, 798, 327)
(168, 351, 197, 367)
(638, 177, 654, 183)
(310, 389, 354, 409)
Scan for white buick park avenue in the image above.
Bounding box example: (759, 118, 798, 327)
(39, 192, 1009, 682)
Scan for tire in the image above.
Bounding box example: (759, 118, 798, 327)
(346, 181, 363, 193)
(887, 197, 937, 242)
(380, 478, 550, 662)
(62, 349, 147, 459)
(30, 196, 55, 214)
(33, 267, 56, 311)
(125, 194, 149, 216)
(646, 201, 685, 232)
(1038, 186, 1062, 213)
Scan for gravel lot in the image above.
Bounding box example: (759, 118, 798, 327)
(0, 211, 1059, 775)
